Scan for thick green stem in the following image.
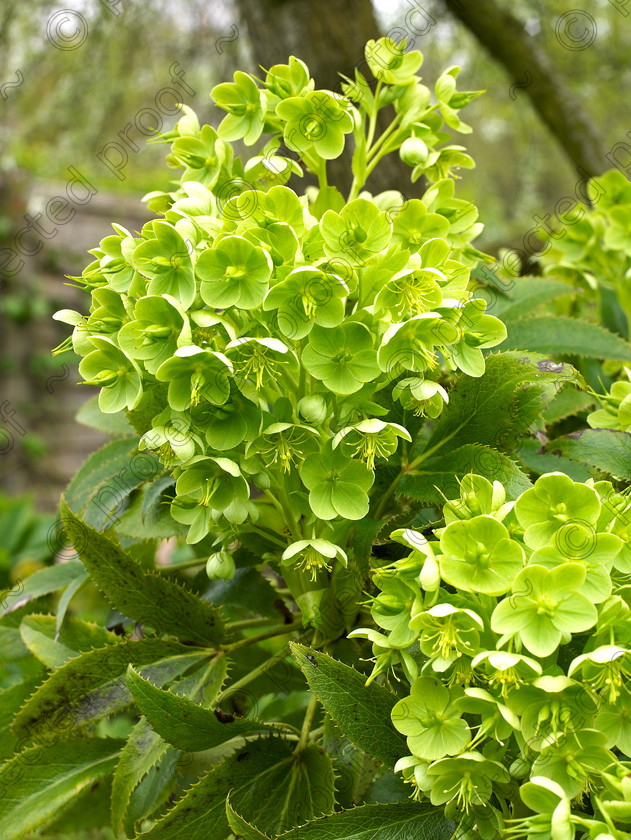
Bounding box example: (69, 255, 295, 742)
(295, 693, 319, 753)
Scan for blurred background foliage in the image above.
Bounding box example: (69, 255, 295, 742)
(1, 0, 630, 510)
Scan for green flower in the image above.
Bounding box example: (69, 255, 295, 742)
(302, 322, 380, 395)
(569, 645, 631, 706)
(426, 752, 509, 810)
(393, 377, 449, 418)
(442, 474, 512, 525)
(206, 550, 236, 581)
(168, 125, 224, 187)
(391, 199, 450, 252)
(531, 730, 613, 799)
(226, 336, 296, 392)
(300, 442, 374, 520)
(377, 313, 459, 377)
(515, 472, 601, 550)
(197, 235, 272, 310)
(263, 266, 348, 339)
(131, 221, 196, 309)
(491, 564, 598, 657)
(332, 419, 411, 469)
(194, 394, 261, 452)
(172, 456, 252, 540)
(596, 685, 631, 754)
(410, 604, 484, 672)
(211, 71, 267, 145)
(530, 525, 621, 603)
(280, 539, 347, 581)
(470, 650, 542, 699)
(78, 336, 143, 414)
(439, 515, 524, 595)
(140, 410, 202, 466)
(320, 198, 392, 264)
(509, 777, 574, 840)
(374, 245, 446, 319)
(588, 371, 631, 431)
(156, 346, 232, 410)
(443, 298, 507, 377)
(98, 224, 138, 293)
(276, 90, 354, 160)
(365, 38, 423, 86)
(392, 676, 470, 761)
(117, 294, 191, 375)
(247, 421, 319, 473)
(264, 56, 313, 99)
(369, 575, 423, 649)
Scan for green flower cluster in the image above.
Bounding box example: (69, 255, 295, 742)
(587, 366, 631, 432)
(53, 40, 503, 633)
(353, 472, 631, 840)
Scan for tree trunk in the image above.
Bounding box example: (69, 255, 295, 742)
(443, 0, 607, 177)
(234, 0, 413, 197)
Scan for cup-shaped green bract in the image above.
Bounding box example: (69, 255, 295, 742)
(365, 37, 423, 86)
(211, 70, 267, 146)
(156, 346, 232, 411)
(300, 441, 374, 520)
(78, 336, 143, 414)
(197, 235, 273, 310)
(320, 198, 392, 264)
(332, 419, 411, 469)
(172, 456, 252, 540)
(302, 322, 380, 395)
(169, 125, 224, 187)
(263, 266, 348, 339)
(391, 199, 450, 252)
(392, 676, 470, 761)
(118, 294, 191, 374)
(438, 515, 524, 595)
(515, 472, 601, 549)
(131, 221, 196, 309)
(276, 90, 354, 160)
(444, 298, 507, 377)
(377, 313, 459, 377)
(491, 563, 598, 657)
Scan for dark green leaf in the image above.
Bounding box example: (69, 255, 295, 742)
(0, 668, 46, 760)
(544, 428, 631, 480)
(400, 444, 532, 506)
(140, 737, 333, 839)
(227, 798, 271, 839)
(290, 644, 407, 768)
(0, 562, 86, 619)
(126, 664, 279, 751)
(517, 438, 591, 481)
(498, 316, 631, 361)
(424, 352, 581, 456)
(12, 638, 204, 741)
(0, 737, 123, 840)
(60, 498, 224, 645)
(491, 277, 577, 321)
(277, 802, 454, 840)
(19, 614, 118, 669)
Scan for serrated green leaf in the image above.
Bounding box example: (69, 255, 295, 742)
(277, 802, 454, 840)
(400, 443, 532, 505)
(290, 644, 406, 768)
(542, 385, 595, 424)
(544, 428, 631, 480)
(19, 614, 118, 669)
(0, 668, 46, 760)
(111, 655, 227, 833)
(499, 316, 631, 361)
(227, 798, 271, 839)
(12, 638, 205, 742)
(140, 737, 333, 839)
(492, 277, 577, 321)
(517, 438, 591, 481)
(0, 561, 86, 619)
(126, 664, 278, 751)
(60, 498, 223, 645)
(65, 437, 160, 529)
(0, 737, 123, 840)
(424, 352, 581, 457)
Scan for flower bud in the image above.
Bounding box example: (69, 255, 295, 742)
(206, 550, 236, 581)
(297, 394, 327, 425)
(399, 136, 429, 167)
